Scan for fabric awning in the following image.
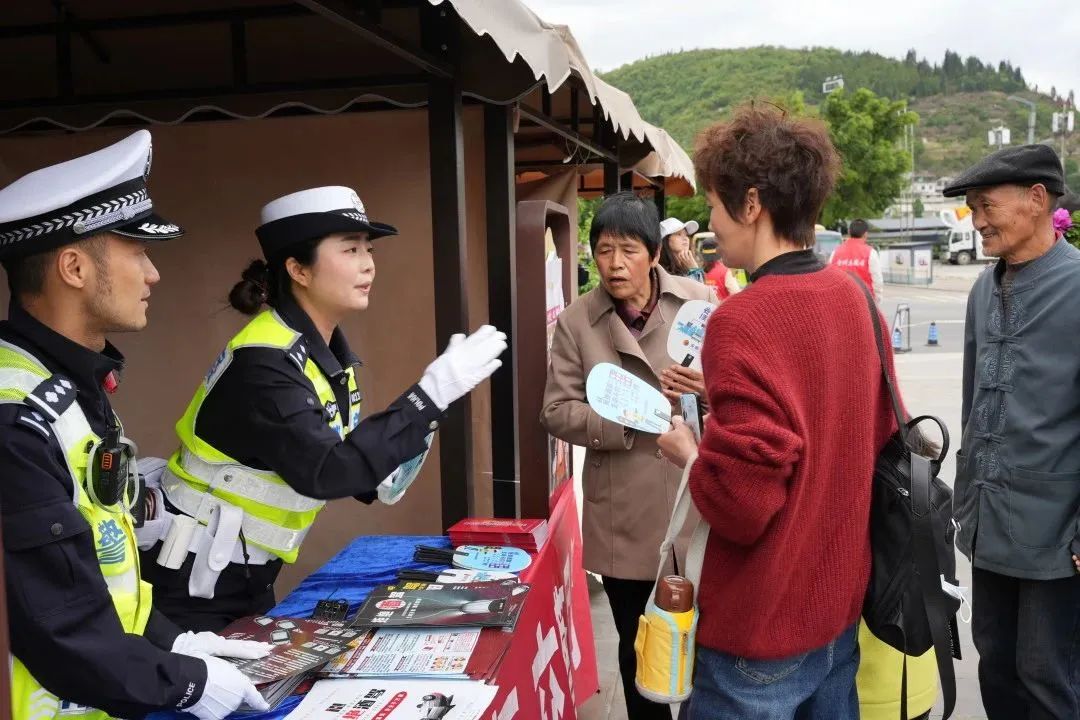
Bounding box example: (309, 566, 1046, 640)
(439, 0, 695, 190)
(0, 0, 694, 190)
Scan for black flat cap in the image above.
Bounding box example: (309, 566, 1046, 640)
(943, 144, 1065, 198)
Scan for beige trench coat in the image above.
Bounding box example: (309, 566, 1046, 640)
(541, 267, 715, 580)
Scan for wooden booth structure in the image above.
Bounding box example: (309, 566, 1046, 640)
(0, 0, 694, 594)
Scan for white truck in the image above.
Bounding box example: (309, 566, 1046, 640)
(940, 208, 990, 265)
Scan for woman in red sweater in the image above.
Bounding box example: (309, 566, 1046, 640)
(658, 106, 900, 719)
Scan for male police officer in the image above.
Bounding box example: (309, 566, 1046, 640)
(0, 131, 270, 720)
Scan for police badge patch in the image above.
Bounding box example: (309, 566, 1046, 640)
(96, 519, 126, 565)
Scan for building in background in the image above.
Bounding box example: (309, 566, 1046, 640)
(886, 173, 956, 218)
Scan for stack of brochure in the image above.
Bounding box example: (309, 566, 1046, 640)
(318, 626, 515, 684)
(218, 616, 364, 711)
(352, 580, 530, 631)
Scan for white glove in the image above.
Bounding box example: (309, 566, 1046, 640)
(185, 654, 269, 720)
(173, 631, 273, 660)
(418, 325, 508, 410)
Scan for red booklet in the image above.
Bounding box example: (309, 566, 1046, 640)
(448, 518, 549, 550)
(448, 518, 546, 534)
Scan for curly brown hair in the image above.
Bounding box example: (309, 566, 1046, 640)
(693, 104, 841, 248)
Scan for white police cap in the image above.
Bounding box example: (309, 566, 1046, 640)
(255, 186, 397, 259)
(0, 130, 182, 260)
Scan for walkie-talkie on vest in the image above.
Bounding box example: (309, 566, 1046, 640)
(89, 422, 131, 508)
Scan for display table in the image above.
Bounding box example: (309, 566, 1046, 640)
(470, 481, 599, 719)
(159, 482, 598, 720)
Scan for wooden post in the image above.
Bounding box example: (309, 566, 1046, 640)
(422, 4, 471, 530)
(515, 201, 573, 518)
(654, 184, 666, 219)
(485, 103, 519, 519)
(603, 162, 619, 196)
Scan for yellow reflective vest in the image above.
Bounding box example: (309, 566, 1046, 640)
(164, 311, 361, 563)
(0, 339, 151, 720)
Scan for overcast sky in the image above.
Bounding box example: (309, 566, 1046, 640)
(522, 0, 1080, 107)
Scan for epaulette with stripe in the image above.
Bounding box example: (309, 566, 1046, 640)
(24, 374, 77, 421)
(285, 337, 310, 373)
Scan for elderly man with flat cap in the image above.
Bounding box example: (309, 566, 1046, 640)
(946, 144, 1080, 719)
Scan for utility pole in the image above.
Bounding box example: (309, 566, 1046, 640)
(1053, 104, 1075, 172)
(1007, 95, 1036, 145)
(906, 123, 916, 238)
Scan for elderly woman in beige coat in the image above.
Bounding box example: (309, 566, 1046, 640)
(542, 192, 715, 719)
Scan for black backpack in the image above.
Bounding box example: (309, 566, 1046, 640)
(857, 282, 962, 720)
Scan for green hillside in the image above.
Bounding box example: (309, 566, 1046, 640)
(911, 91, 1067, 177)
(600, 47, 1077, 185)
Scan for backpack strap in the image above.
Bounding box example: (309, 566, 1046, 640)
(911, 453, 958, 720)
(854, 280, 958, 720)
(855, 279, 907, 436)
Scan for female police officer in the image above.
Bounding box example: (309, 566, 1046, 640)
(138, 186, 506, 631)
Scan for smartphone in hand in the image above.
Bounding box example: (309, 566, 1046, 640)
(680, 393, 702, 442)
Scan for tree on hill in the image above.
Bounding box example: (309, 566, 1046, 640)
(600, 46, 1032, 151)
(596, 46, 1072, 225)
(580, 87, 917, 241)
(820, 88, 918, 226)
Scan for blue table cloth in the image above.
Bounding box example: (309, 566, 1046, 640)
(152, 534, 451, 720)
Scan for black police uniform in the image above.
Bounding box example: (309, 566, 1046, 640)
(142, 292, 444, 632)
(0, 303, 207, 717)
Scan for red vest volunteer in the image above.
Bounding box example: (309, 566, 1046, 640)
(830, 235, 882, 302)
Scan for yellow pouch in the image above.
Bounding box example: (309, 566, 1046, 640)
(635, 600, 698, 703)
(632, 456, 709, 705)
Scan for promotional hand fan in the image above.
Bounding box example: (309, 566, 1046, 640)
(398, 568, 518, 584)
(377, 432, 435, 505)
(585, 362, 672, 434)
(667, 299, 716, 370)
(452, 545, 532, 573)
(413, 544, 533, 573)
(439, 568, 517, 583)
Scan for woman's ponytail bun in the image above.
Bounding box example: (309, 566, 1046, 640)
(228, 259, 271, 315)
